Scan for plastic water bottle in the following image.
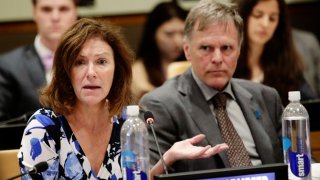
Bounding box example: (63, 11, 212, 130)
(282, 91, 312, 180)
(121, 105, 150, 180)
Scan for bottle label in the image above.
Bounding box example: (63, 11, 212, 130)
(286, 135, 311, 178)
(121, 150, 148, 180)
(289, 151, 310, 177)
(123, 168, 148, 180)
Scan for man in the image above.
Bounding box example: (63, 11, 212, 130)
(292, 28, 320, 97)
(0, 0, 78, 121)
(140, 0, 283, 172)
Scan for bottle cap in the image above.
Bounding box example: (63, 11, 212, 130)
(288, 91, 301, 101)
(126, 105, 139, 116)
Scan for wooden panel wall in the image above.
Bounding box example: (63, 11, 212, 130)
(1, 1, 319, 54)
(0, 14, 146, 54)
(287, 0, 320, 42)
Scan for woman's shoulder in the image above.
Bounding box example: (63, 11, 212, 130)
(27, 108, 61, 128)
(24, 108, 63, 143)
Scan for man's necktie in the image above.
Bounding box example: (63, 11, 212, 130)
(212, 93, 252, 167)
(43, 53, 54, 72)
(42, 53, 54, 83)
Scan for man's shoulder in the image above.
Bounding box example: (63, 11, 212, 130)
(292, 29, 319, 47)
(0, 44, 36, 62)
(141, 77, 181, 100)
(232, 78, 277, 94)
(145, 77, 278, 96)
(151, 77, 180, 92)
(293, 29, 317, 40)
(0, 45, 38, 70)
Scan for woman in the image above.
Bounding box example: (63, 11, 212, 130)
(132, 0, 188, 100)
(233, 0, 317, 105)
(18, 18, 227, 179)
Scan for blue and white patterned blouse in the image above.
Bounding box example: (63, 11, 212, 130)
(18, 108, 124, 180)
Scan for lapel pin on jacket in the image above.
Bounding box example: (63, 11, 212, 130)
(254, 110, 261, 120)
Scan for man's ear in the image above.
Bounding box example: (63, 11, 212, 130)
(183, 39, 191, 61)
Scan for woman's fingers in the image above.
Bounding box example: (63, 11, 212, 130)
(189, 134, 206, 144)
(200, 143, 229, 158)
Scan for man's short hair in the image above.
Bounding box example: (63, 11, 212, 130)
(184, 0, 243, 44)
(32, 0, 78, 6)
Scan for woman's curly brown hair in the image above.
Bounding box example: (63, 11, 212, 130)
(40, 18, 134, 117)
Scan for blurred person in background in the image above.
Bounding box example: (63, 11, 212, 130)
(132, 0, 188, 100)
(292, 28, 320, 97)
(233, 0, 317, 105)
(0, 0, 78, 122)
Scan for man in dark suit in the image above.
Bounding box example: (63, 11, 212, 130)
(292, 28, 320, 97)
(140, 0, 283, 172)
(0, 0, 78, 121)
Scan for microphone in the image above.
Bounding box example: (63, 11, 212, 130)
(139, 106, 146, 114)
(7, 161, 49, 180)
(0, 114, 27, 127)
(0, 111, 34, 127)
(144, 111, 168, 175)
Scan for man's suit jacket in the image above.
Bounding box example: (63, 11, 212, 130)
(292, 28, 320, 96)
(0, 44, 46, 121)
(140, 68, 283, 172)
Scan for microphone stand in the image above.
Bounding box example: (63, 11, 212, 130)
(7, 172, 29, 180)
(143, 110, 169, 174)
(0, 114, 27, 127)
(149, 123, 168, 175)
(7, 161, 48, 180)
